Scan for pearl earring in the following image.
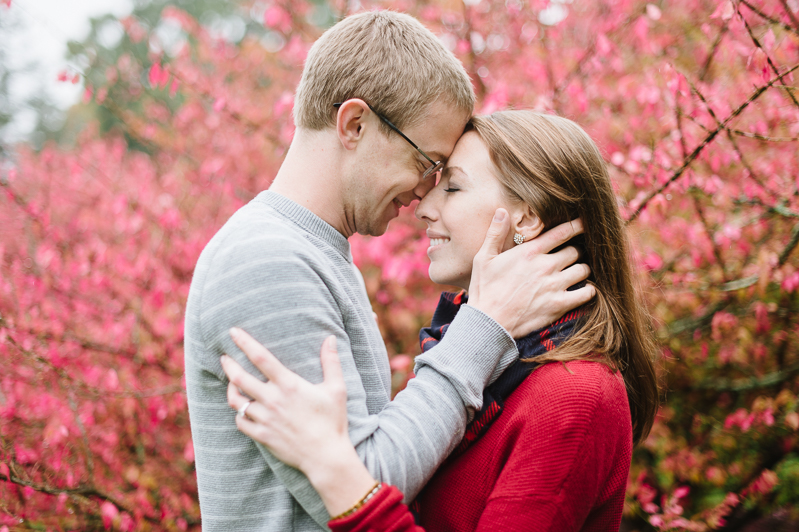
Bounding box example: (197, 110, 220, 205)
(513, 233, 524, 245)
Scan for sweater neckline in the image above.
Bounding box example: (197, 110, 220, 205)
(256, 190, 352, 262)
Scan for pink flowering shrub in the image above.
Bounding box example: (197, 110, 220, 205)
(1, 0, 798, 529)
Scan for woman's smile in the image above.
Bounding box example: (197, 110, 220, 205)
(427, 236, 450, 250)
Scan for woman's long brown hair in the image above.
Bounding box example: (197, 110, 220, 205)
(468, 111, 659, 446)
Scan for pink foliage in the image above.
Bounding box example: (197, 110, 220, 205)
(2, 0, 799, 529)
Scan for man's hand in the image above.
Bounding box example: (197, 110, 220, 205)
(467, 208, 594, 338)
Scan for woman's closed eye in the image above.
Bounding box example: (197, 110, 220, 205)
(443, 181, 461, 193)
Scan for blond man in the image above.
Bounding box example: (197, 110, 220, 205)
(184, 11, 592, 531)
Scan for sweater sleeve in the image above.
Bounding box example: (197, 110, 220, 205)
(328, 485, 423, 532)
(475, 363, 628, 532)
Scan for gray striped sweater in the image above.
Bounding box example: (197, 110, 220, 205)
(184, 191, 518, 531)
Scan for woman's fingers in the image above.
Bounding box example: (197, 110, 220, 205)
(235, 409, 272, 446)
(227, 379, 250, 413)
(221, 352, 272, 403)
(227, 381, 272, 423)
(229, 327, 289, 385)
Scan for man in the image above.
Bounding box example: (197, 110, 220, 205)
(184, 11, 593, 531)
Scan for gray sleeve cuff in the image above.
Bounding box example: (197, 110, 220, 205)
(413, 304, 518, 412)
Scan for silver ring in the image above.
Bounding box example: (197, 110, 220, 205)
(237, 400, 253, 419)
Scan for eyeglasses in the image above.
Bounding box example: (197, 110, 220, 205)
(333, 102, 444, 180)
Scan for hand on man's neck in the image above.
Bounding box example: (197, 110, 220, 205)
(269, 128, 356, 238)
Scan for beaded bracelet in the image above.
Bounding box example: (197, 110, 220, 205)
(329, 482, 382, 521)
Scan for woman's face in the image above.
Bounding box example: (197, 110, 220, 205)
(415, 132, 517, 290)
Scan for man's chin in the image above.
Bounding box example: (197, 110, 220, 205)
(355, 207, 400, 237)
(356, 220, 390, 237)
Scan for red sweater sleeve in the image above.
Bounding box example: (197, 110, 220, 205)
(328, 484, 423, 532)
(330, 363, 631, 532)
(475, 363, 631, 531)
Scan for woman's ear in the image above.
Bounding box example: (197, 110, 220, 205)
(512, 204, 544, 243)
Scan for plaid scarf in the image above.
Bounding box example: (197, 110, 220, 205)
(419, 291, 586, 458)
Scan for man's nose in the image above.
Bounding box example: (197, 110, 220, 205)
(413, 173, 437, 200)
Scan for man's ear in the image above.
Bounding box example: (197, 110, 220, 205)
(335, 99, 371, 151)
(512, 204, 544, 242)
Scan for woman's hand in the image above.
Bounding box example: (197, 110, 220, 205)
(221, 329, 351, 473)
(221, 329, 377, 517)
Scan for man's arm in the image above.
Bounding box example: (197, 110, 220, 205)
(198, 244, 517, 527)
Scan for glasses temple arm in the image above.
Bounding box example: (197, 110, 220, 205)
(333, 102, 437, 166)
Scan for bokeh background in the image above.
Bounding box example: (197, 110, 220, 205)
(1, 0, 799, 530)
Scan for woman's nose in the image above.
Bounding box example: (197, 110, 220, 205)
(415, 189, 438, 222)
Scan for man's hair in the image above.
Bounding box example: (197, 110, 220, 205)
(293, 11, 475, 134)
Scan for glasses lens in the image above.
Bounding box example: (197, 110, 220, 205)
(422, 161, 444, 181)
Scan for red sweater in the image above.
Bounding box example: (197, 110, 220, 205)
(330, 361, 632, 532)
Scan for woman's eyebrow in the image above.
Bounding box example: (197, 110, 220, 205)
(442, 166, 469, 180)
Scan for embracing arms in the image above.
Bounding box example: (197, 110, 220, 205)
(224, 352, 630, 532)
(213, 212, 593, 526)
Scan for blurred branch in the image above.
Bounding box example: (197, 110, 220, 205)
(739, 10, 799, 109)
(774, 291, 798, 368)
(167, 70, 282, 146)
(739, 0, 799, 37)
(778, 221, 799, 266)
(779, 0, 799, 30)
(693, 360, 799, 392)
(667, 301, 728, 336)
(674, 100, 689, 158)
(721, 275, 759, 291)
(685, 109, 788, 195)
(683, 74, 779, 196)
(699, 22, 728, 82)
(0, 179, 45, 225)
(703, 218, 799, 288)
(1, 318, 183, 399)
(724, 129, 782, 198)
(627, 62, 799, 223)
(67, 390, 94, 477)
(729, 129, 799, 142)
(553, 10, 633, 102)
(771, 203, 799, 218)
(692, 192, 729, 282)
(0, 459, 158, 524)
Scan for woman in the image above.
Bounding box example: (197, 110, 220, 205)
(221, 111, 660, 531)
